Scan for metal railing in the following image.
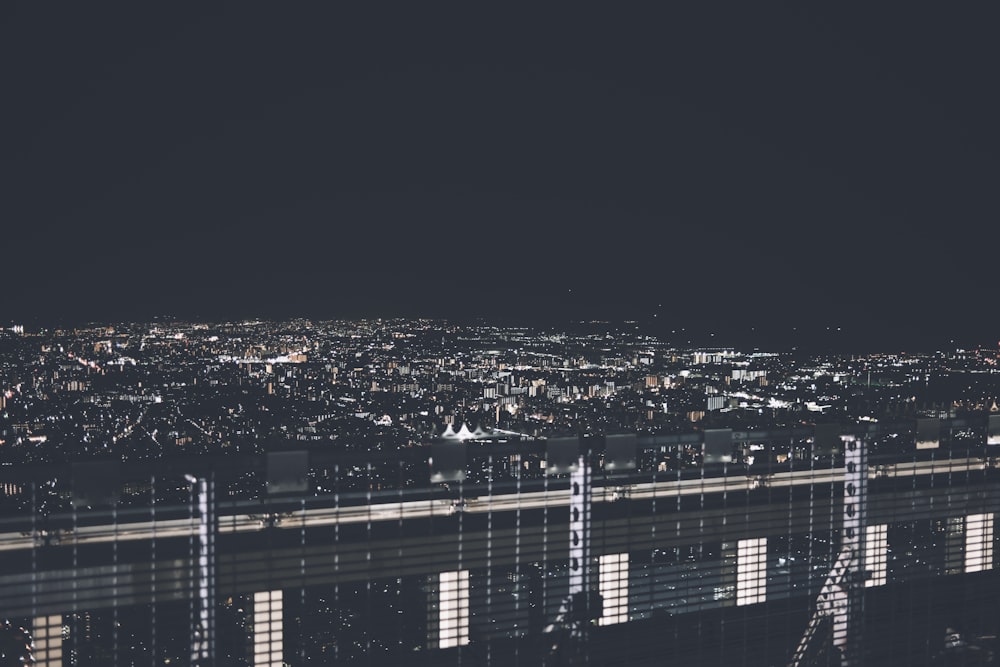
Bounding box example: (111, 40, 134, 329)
(1, 417, 999, 666)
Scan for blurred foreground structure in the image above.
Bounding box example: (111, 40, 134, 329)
(2, 416, 1000, 666)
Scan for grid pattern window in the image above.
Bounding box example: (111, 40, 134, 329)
(252, 590, 283, 666)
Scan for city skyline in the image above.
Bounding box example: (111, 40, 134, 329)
(3, 5, 999, 349)
(2, 315, 999, 664)
(3, 314, 996, 356)
(2, 316, 998, 471)
(4, 8, 1000, 660)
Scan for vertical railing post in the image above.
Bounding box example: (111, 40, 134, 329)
(567, 451, 591, 611)
(565, 445, 593, 664)
(542, 436, 596, 665)
(838, 435, 867, 666)
(789, 433, 867, 667)
(187, 474, 216, 665)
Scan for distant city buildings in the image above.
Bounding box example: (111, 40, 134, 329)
(0, 318, 997, 479)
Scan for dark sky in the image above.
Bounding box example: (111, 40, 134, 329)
(3, 5, 998, 349)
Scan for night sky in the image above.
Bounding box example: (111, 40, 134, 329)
(3, 5, 998, 350)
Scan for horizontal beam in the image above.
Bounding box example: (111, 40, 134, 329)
(3, 481, 997, 617)
(2, 457, 989, 554)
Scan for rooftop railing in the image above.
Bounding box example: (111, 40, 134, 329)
(1, 415, 999, 666)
